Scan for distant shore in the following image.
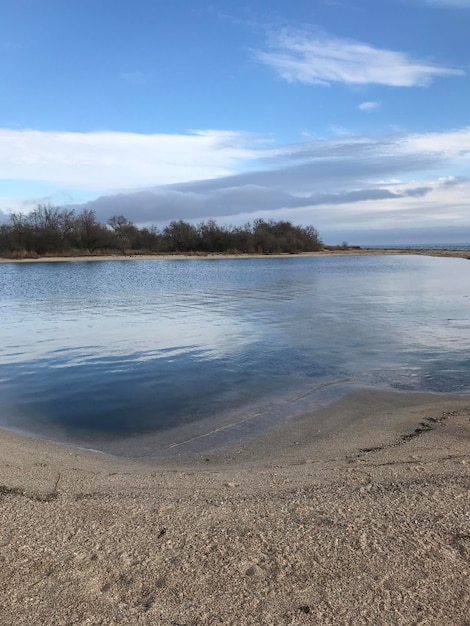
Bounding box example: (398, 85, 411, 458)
(1, 247, 470, 263)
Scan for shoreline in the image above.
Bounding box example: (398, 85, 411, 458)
(2, 253, 469, 622)
(1, 388, 469, 623)
(2, 388, 467, 467)
(1, 247, 470, 263)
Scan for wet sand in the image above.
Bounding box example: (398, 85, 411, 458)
(1, 389, 469, 625)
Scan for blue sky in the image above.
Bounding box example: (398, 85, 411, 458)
(1, 0, 469, 244)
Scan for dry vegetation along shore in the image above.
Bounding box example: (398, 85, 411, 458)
(1, 246, 470, 263)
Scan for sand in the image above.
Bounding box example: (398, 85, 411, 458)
(1, 389, 469, 625)
(1, 248, 470, 263)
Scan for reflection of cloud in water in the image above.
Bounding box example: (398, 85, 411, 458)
(1, 294, 256, 366)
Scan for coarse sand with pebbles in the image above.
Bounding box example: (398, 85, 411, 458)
(0, 390, 469, 625)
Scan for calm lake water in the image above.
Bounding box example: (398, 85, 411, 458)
(1, 255, 469, 456)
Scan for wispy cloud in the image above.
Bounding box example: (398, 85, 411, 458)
(358, 101, 380, 112)
(256, 30, 464, 87)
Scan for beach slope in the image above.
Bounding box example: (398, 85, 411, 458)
(0, 391, 469, 625)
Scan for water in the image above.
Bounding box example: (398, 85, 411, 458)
(1, 255, 469, 456)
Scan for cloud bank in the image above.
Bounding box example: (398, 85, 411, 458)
(69, 128, 470, 243)
(2, 125, 470, 244)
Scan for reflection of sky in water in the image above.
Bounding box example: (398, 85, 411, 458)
(2, 299, 250, 364)
(0, 256, 469, 450)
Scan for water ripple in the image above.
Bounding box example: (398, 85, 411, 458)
(1, 255, 469, 452)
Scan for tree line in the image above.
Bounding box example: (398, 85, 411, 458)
(0, 204, 323, 257)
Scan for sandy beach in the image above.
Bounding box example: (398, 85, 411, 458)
(1, 247, 470, 263)
(1, 389, 469, 625)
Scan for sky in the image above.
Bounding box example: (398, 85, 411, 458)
(0, 0, 469, 245)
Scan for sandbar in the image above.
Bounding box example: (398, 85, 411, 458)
(1, 247, 470, 263)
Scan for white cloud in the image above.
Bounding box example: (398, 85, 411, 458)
(256, 30, 464, 87)
(401, 127, 470, 157)
(358, 101, 380, 112)
(0, 128, 257, 191)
